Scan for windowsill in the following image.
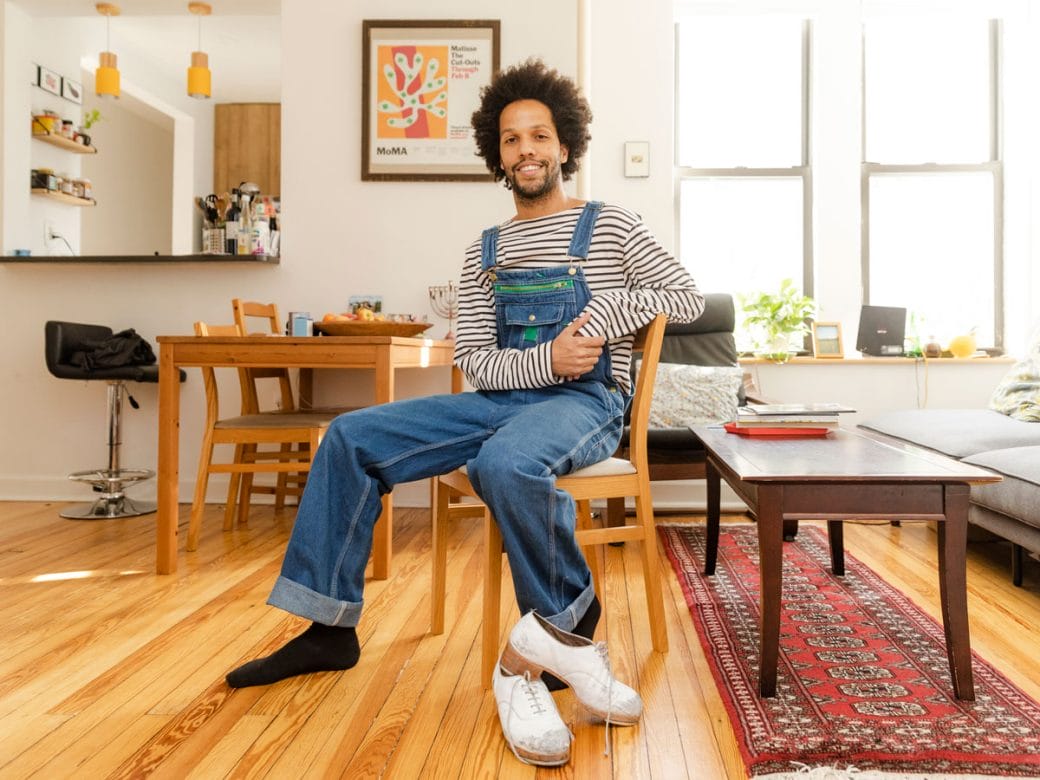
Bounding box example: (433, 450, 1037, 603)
(739, 355, 1016, 365)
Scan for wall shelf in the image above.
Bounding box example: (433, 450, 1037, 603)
(32, 131, 97, 154)
(30, 189, 96, 207)
(1, 254, 280, 264)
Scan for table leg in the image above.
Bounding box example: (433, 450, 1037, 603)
(827, 520, 845, 576)
(938, 483, 975, 700)
(371, 351, 394, 580)
(757, 484, 784, 697)
(157, 344, 180, 574)
(704, 458, 721, 576)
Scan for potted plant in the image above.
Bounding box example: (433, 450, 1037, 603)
(78, 109, 101, 147)
(739, 279, 817, 363)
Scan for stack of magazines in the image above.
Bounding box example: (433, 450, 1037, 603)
(724, 402, 856, 436)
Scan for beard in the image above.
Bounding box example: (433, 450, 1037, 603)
(505, 157, 563, 202)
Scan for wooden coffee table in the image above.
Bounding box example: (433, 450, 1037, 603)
(689, 424, 1002, 700)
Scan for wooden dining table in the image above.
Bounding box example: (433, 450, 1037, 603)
(155, 334, 461, 574)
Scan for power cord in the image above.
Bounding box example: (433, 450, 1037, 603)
(45, 226, 76, 256)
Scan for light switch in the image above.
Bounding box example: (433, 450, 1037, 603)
(624, 141, 649, 177)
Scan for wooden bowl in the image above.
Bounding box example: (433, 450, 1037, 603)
(312, 320, 434, 337)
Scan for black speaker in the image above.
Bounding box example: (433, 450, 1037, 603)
(856, 305, 906, 356)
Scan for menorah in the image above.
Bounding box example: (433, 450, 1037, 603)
(428, 282, 459, 339)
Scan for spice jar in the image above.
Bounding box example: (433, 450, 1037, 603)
(31, 168, 57, 190)
(73, 178, 92, 200)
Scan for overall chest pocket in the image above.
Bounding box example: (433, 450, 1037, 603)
(501, 302, 567, 348)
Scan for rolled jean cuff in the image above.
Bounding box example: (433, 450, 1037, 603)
(540, 582, 595, 634)
(267, 575, 363, 627)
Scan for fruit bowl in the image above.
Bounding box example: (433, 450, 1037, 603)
(312, 320, 434, 337)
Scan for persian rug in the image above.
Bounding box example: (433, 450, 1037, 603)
(658, 523, 1040, 780)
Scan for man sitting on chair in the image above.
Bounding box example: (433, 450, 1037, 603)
(226, 58, 703, 767)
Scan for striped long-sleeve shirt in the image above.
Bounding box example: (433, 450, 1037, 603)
(454, 203, 704, 393)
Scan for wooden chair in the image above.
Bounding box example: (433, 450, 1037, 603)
(604, 293, 756, 527)
(431, 314, 670, 688)
(230, 299, 358, 517)
(187, 321, 338, 551)
(230, 299, 300, 516)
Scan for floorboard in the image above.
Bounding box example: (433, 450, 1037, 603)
(0, 502, 1037, 779)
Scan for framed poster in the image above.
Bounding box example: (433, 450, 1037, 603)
(39, 67, 61, 95)
(362, 19, 500, 181)
(811, 322, 844, 358)
(61, 78, 83, 104)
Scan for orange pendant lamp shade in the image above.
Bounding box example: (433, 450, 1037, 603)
(95, 3, 120, 99)
(187, 3, 212, 99)
(188, 51, 211, 98)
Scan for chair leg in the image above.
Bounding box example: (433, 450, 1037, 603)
(188, 434, 216, 552)
(633, 487, 669, 653)
(605, 496, 627, 528)
(483, 509, 503, 690)
(431, 478, 450, 634)
(274, 443, 292, 510)
(224, 444, 244, 531)
(237, 472, 255, 526)
(577, 499, 604, 608)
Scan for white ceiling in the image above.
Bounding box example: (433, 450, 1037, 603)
(10, 0, 279, 15)
(11, 1, 280, 99)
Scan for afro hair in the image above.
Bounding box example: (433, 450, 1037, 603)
(471, 59, 592, 185)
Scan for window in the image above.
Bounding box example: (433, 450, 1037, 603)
(675, 15, 812, 343)
(863, 17, 1002, 348)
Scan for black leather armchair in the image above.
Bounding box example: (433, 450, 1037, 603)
(606, 293, 749, 525)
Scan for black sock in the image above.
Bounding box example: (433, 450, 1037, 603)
(226, 622, 360, 688)
(543, 595, 601, 692)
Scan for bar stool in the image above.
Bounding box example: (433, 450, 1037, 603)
(44, 320, 185, 520)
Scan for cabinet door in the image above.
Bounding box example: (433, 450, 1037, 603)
(214, 103, 281, 196)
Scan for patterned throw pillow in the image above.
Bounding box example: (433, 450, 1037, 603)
(989, 328, 1040, 422)
(641, 363, 744, 428)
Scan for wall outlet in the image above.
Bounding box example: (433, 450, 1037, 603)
(44, 221, 57, 242)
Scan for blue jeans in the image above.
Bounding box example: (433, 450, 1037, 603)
(269, 379, 626, 632)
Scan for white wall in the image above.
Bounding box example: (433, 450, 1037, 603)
(81, 95, 173, 256)
(0, 0, 1032, 511)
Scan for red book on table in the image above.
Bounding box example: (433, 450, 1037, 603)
(723, 422, 831, 437)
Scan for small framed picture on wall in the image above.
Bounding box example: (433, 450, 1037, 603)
(811, 322, 844, 359)
(39, 67, 61, 95)
(61, 78, 83, 104)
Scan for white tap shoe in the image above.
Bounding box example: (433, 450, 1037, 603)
(501, 611, 643, 725)
(492, 662, 572, 766)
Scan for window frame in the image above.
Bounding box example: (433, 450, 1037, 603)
(860, 18, 1004, 349)
(674, 18, 815, 303)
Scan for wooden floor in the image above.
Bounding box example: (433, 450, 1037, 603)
(1, 500, 1038, 779)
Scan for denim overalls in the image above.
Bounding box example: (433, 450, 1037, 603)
(481, 200, 613, 388)
(270, 202, 626, 632)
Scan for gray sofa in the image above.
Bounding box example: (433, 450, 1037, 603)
(859, 409, 1040, 584)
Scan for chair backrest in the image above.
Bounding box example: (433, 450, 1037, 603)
(194, 321, 245, 421)
(626, 313, 668, 470)
(45, 321, 114, 379)
(232, 299, 281, 336)
(230, 298, 296, 412)
(658, 293, 739, 368)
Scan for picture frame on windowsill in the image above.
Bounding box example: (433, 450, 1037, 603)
(812, 322, 844, 358)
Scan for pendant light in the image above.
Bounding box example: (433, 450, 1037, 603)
(187, 2, 212, 99)
(95, 3, 120, 99)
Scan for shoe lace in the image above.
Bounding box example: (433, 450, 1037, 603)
(504, 671, 571, 766)
(595, 642, 614, 757)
